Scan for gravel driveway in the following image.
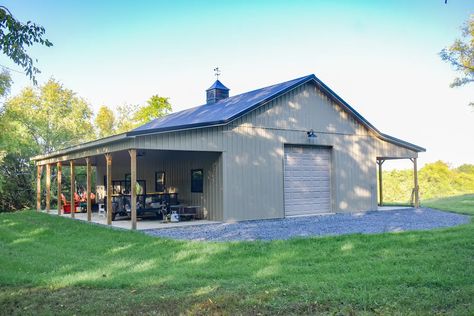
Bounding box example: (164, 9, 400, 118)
(142, 208, 470, 242)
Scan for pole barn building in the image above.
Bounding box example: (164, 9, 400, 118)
(32, 74, 425, 229)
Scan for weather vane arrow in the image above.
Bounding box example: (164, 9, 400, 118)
(214, 67, 221, 80)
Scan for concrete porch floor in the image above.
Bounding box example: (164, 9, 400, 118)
(43, 211, 220, 230)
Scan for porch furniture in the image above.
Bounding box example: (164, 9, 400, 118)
(80, 198, 96, 213)
(98, 203, 105, 217)
(105, 192, 180, 221)
(173, 205, 202, 221)
(169, 204, 185, 213)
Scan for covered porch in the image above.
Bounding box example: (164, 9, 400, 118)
(35, 148, 223, 230)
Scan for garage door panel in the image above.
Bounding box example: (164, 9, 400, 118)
(286, 202, 330, 211)
(285, 196, 331, 204)
(286, 204, 329, 214)
(287, 171, 329, 178)
(284, 147, 331, 216)
(285, 191, 330, 199)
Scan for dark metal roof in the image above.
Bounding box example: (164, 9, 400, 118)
(130, 75, 313, 135)
(207, 79, 229, 91)
(127, 74, 425, 152)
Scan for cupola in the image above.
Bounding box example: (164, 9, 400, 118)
(206, 79, 229, 104)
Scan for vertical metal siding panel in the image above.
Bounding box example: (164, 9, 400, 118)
(191, 130, 196, 151)
(228, 130, 237, 220)
(200, 129, 205, 148)
(203, 153, 222, 221)
(226, 131, 232, 220)
(208, 157, 213, 220)
(145, 136, 151, 149)
(220, 152, 225, 221)
(167, 133, 174, 150)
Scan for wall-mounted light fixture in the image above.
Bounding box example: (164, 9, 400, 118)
(306, 129, 317, 138)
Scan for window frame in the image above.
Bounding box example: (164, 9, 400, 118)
(191, 169, 203, 193)
(155, 171, 166, 192)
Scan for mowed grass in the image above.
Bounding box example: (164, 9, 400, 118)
(0, 197, 473, 315)
(423, 194, 474, 216)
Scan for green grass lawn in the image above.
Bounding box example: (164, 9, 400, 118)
(422, 194, 474, 216)
(0, 197, 473, 315)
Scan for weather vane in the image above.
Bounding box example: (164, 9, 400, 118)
(214, 67, 221, 80)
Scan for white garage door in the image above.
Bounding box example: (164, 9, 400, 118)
(284, 146, 331, 216)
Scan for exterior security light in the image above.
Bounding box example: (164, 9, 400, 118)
(307, 129, 317, 138)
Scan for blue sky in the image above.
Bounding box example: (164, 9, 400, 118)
(1, 0, 473, 168)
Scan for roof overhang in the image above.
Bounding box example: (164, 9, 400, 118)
(30, 133, 130, 162)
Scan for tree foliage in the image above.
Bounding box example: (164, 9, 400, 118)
(3, 79, 94, 153)
(95, 105, 116, 138)
(104, 95, 172, 135)
(0, 80, 95, 211)
(134, 95, 171, 126)
(440, 15, 474, 105)
(383, 161, 474, 204)
(0, 153, 34, 210)
(0, 6, 53, 84)
(116, 103, 137, 134)
(0, 69, 12, 98)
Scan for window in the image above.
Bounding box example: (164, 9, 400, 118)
(191, 169, 203, 193)
(124, 173, 131, 192)
(155, 171, 165, 192)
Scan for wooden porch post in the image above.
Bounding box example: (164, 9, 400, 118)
(129, 149, 137, 230)
(57, 162, 62, 215)
(413, 157, 420, 208)
(36, 165, 43, 211)
(70, 160, 75, 218)
(377, 159, 384, 206)
(86, 157, 92, 222)
(45, 164, 51, 213)
(105, 154, 113, 225)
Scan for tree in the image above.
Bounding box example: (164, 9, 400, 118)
(0, 149, 35, 211)
(95, 105, 116, 138)
(440, 15, 474, 105)
(382, 160, 474, 203)
(3, 79, 94, 153)
(134, 95, 172, 126)
(0, 6, 53, 84)
(113, 95, 172, 134)
(0, 69, 12, 98)
(457, 164, 474, 174)
(115, 103, 138, 134)
(0, 79, 95, 211)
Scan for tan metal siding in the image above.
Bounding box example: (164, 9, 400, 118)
(221, 82, 414, 219)
(376, 137, 418, 159)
